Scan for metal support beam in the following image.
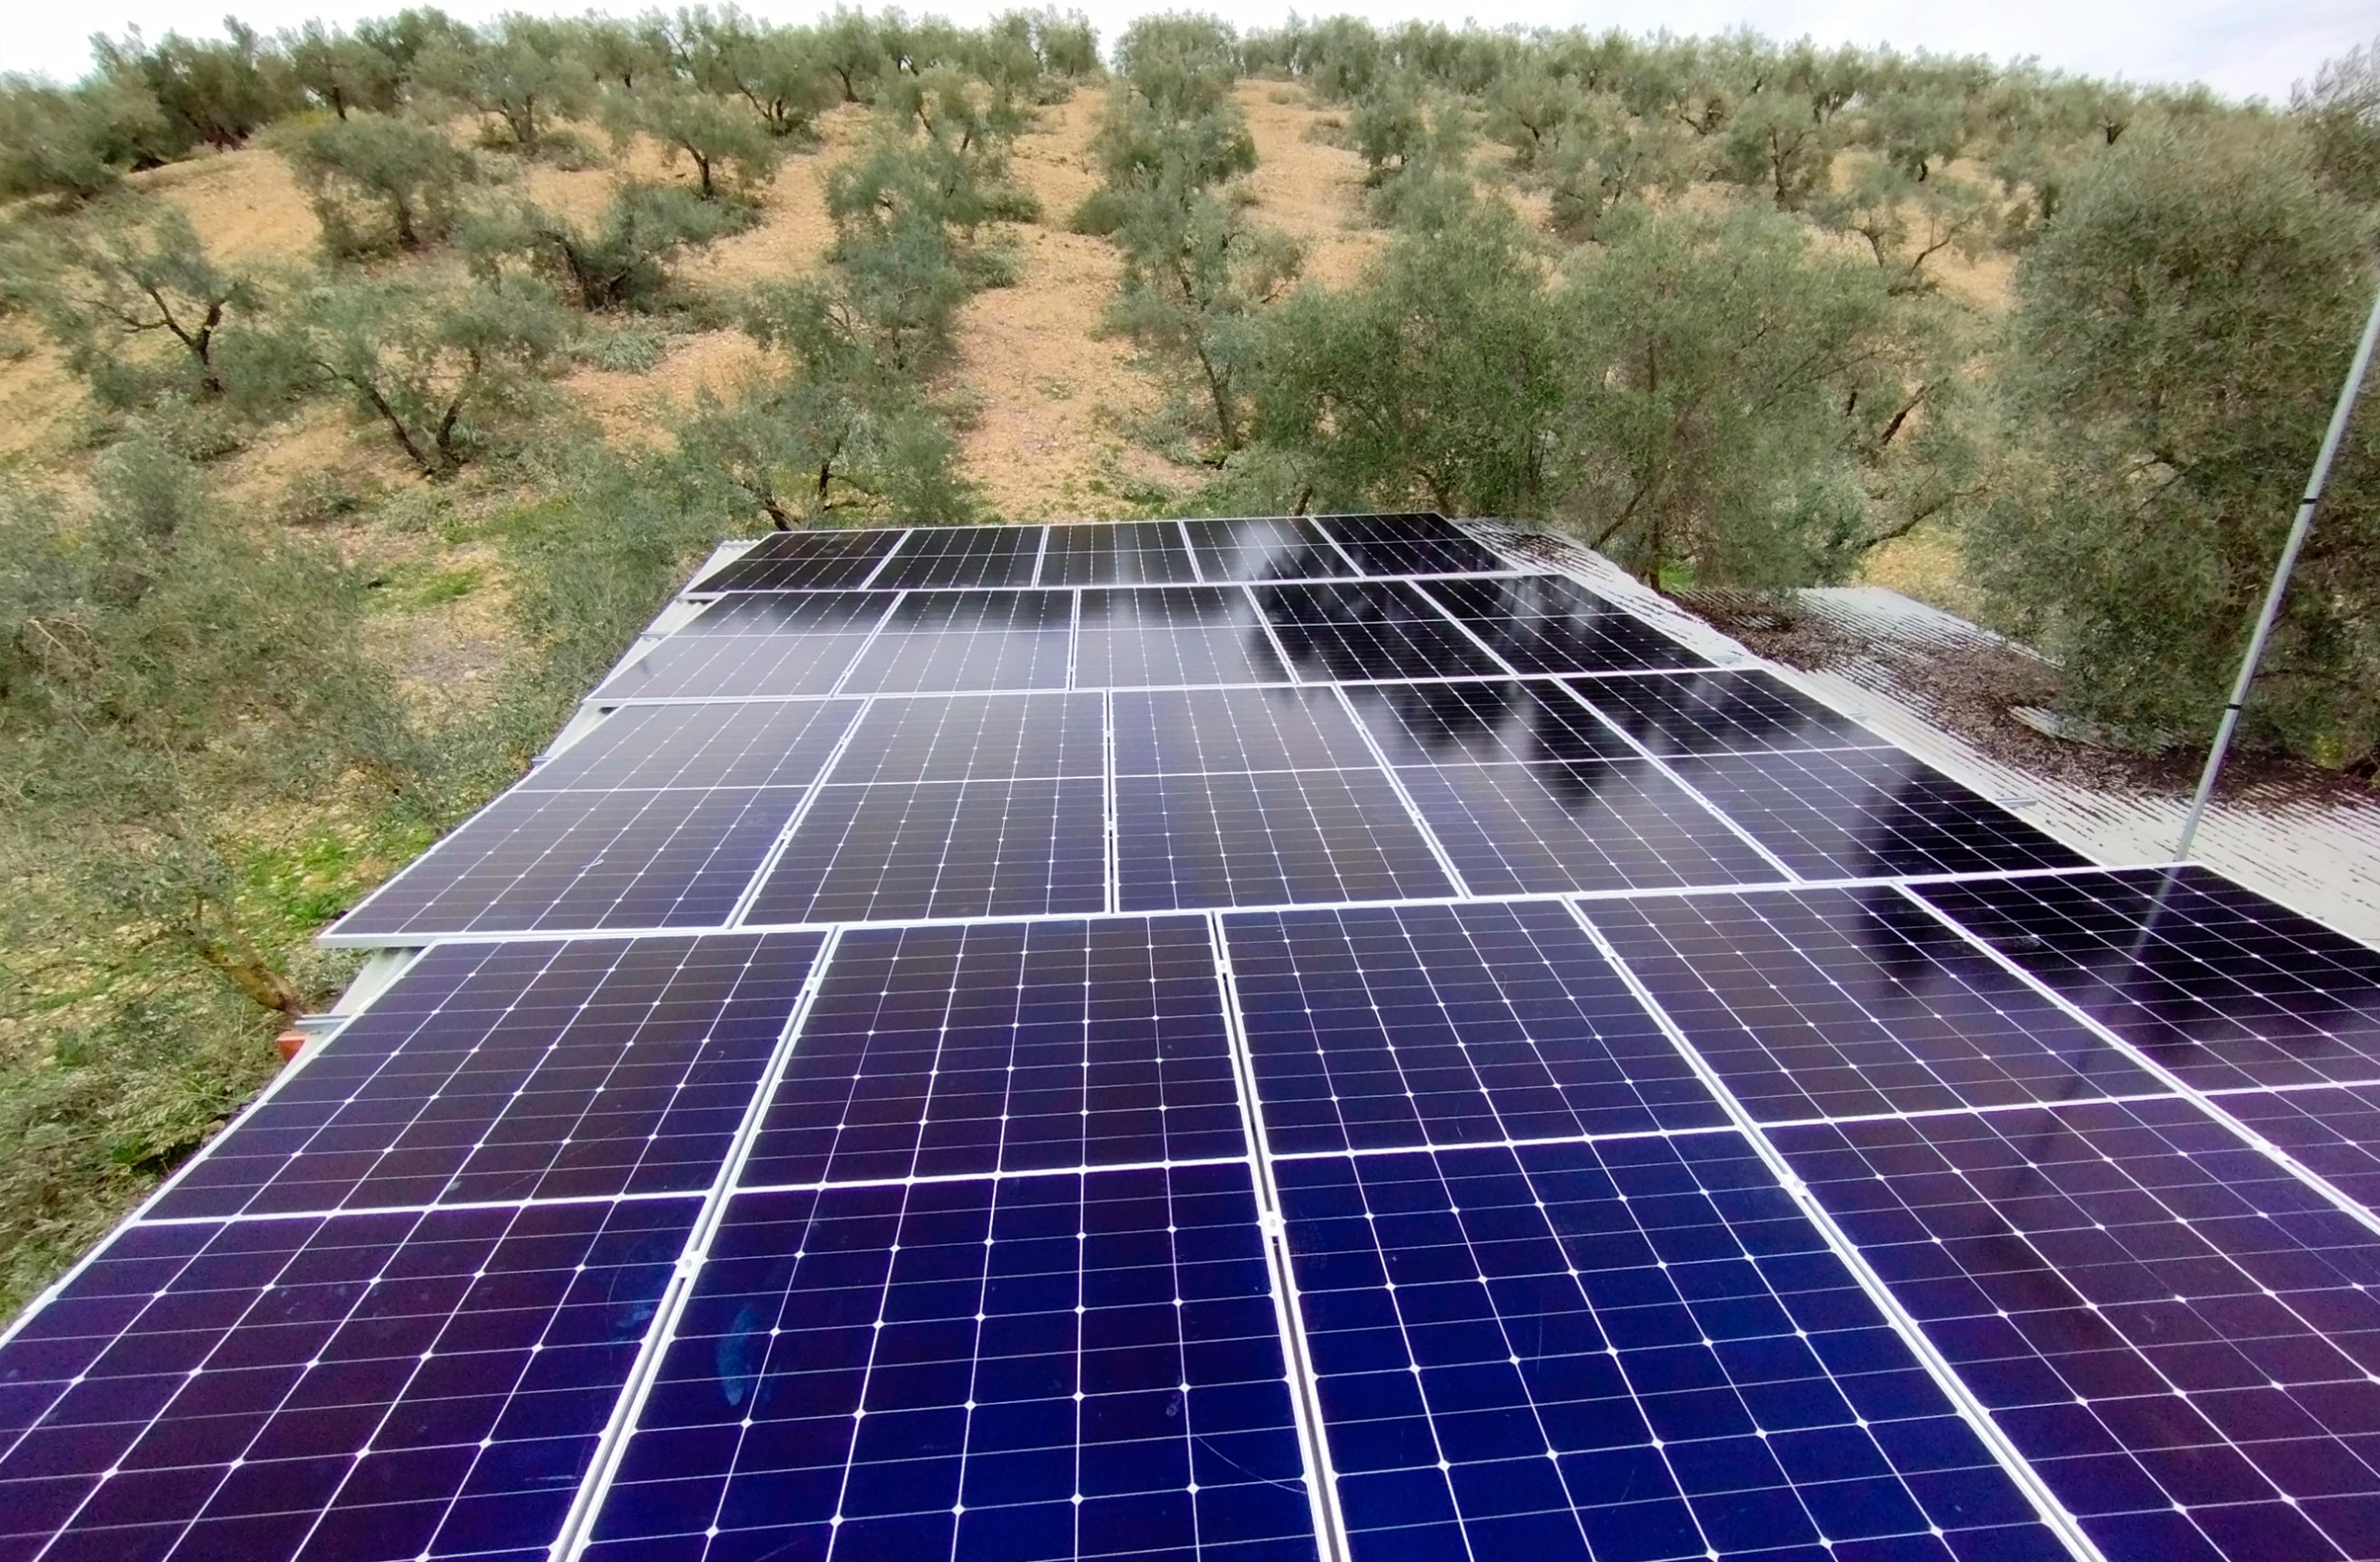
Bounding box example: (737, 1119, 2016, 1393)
(2175, 277, 2380, 859)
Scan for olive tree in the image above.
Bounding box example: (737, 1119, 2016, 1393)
(286, 111, 475, 255)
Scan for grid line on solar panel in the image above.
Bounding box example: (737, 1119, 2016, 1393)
(150, 933, 826, 1222)
(1038, 522, 1203, 586)
(815, 693, 1107, 786)
(1326, 683, 1475, 898)
(0, 1195, 698, 1562)
(1417, 576, 1715, 677)
(594, 592, 896, 701)
(1563, 899, 2114, 1560)
(1257, 578, 1512, 683)
(1318, 512, 1510, 576)
(1771, 1094, 2380, 1562)
(578, 1164, 1324, 1562)
(736, 918, 1246, 1188)
(519, 699, 862, 792)
(332, 785, 815, 940)
(1579, 887, 2166, 1125)
(1073, 587, 1292, 689)
(1115, 766, 1456, 912)
(870, 524, 1046, 589)
(1182, 517, 1351, 582)
(691, 529, 904, 592)
(1103, 690, 1123, 915)
(837, 589, 1077, 694)
(1275, 1135, 2074, 1562)
(719, 689, 879, 930)
(1223, 900, 1727, 1155)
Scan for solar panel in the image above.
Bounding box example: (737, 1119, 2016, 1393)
(20, 513, 2380, 1562)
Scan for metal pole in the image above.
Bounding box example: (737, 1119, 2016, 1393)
(2173, 278, 2380, 859)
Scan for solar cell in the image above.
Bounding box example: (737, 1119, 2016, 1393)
(1420, 576, 1712, 676)
(1581, 888, 2163, 1124)
(522, 699, 861, 791)
(838, 589, 1076, 694)
(1347, 679, 1639, 767)
(692, 529, 904, 591)
(1319, 511, 1509, 576)
(873, 525, 1045, 589)
(1073, 587, 1289, 688)
(1259, 579, 1509, 682)
(821, 693, 1107, 785)
(1038, 522, 1201, 585)
(1566, 668, 1884, 756)
(581, 1165, 1319, 1562)
(747, 776, 1110, 923)
(1276, 1136, 2069, 1562)
(1911, 867, 2380, 1087)
(329, 785, 811, 940)
(593, 593, 892, 700)
(1774, 1095, 2380, 1562)
(1668, 747, 2093, 880)
(1116, 766, 1453, 910)
(1180, 516, 1348, 582)
(0, 1197, 694, 1562)
(1224, 901, 1722, 1152)
(156, 933, 823, 1219)
(740, 918, 1242, 1186)
(1115, 685, 1380, 776)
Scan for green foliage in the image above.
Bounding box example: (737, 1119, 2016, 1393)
(418, 15, 596, 151)
(286, 110, 475, 254)
(471, 181, 750, 311)
(1104, 191, 1299, 451)
(680, 7, 836, 139)
(1536, 94, 1692, 243)
(618, 81, 784, 197)
(675, 372, 976, 528)
(92, 20, 302, 154)
(1077, 12, 1251, 234)
(2294, 35, 2380, 205)
(0, 73, 171, 201)
(1973, 119, 2380, 760)
(5, 198, 273, 409)
(281, 20, 404, 119)
(288, 273, 566, 476)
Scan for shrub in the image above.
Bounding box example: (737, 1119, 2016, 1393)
(286, 111, 475, 255)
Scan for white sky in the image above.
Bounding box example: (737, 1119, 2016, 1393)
(3, 0, 2372, 104)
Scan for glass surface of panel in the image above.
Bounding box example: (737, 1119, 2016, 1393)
(331, 786, 808, 938)
(748, 777, 1109, 923)
(742, 917, 1240, 1186)
(593, 593, 891, 700)
(1421, 576, 1712, 675)
(1114, 686, 1380, 775)
(1038, 521, 1200, 585)
(872, 524, 1045, 589)
(1074, 587, 1289, 688)
(1566, 668, 1884, 756)
(0, 1198, 694, 1562)
(1277, 1137, 2068, 1562)
(692, 528, 903, 591)
(1182, 516, 1347, 582)
(1913, 868, 2380, 1088)
(1258, 579, 1507, 682)
(1669, 747, 2093, 880)
(1586, 888, 2162, 1122)
(521, 699, 860, 791)
(1776, 1095, 2380, 1562)
(1346, 680, 1637, 767)
(582, 1166, 1318, 1562)
(821, 693, 1107, 786)
(1317, 511, 1508, 576)
(158, 933, 822, 1218)
(1115, 767, 1451, 911)
(1224, 900, 1720, 1152)
(840, 589, 1076, 694)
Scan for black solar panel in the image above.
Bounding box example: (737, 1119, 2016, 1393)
(693, 528, 904, 590)
(22, 514, 2380, 1562)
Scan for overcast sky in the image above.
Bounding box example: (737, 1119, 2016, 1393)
(4, 0, 2372, 104)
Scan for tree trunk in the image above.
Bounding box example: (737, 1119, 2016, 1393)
(185, 928, 308, 1016)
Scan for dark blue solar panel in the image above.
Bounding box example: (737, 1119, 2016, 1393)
(1347, 680, 1639, 766)
(747, 777, 1109, 924)
(156, 933, 822, 1219)
(582, 1165, 1318, 1562)
(1667, 748, 2092, 880)
(523, 699, 860, 792)
(1258, 579, 1507, 682)
(1115, 687, 1381, 776)
(0, 1197, 693, 1562)
(1039, 523, 1200, 586)
(839, 590, 1076, 694)
(1774, 1095, 2380, 1562)
(2215, 1086, 2380, 1210)
(874, 525, 1043, 589)
(594, 593, 892, 700)
(693, 529, 903, 591)
(329, 785, 808, 939)
(1584, 888, 2163, 1122)
(1567, 670, 1884, 756)
(1074, 587, 1289, 687)
(741, 918, 1243, 1187)
(1225, 901, 1722, 1151)
(1276, 1136, 2069, 1562)
(1116, 767, 1452, 911)
(1912, 868, 2380, 1088)
(1420, 576, 1712, 675)
(1181, 517, 1347, 582)
(822, 693, 1106, 785)
(1318, 512, 1508, 576)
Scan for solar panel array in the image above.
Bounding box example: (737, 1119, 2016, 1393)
(8, 514, 2380, 1562)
